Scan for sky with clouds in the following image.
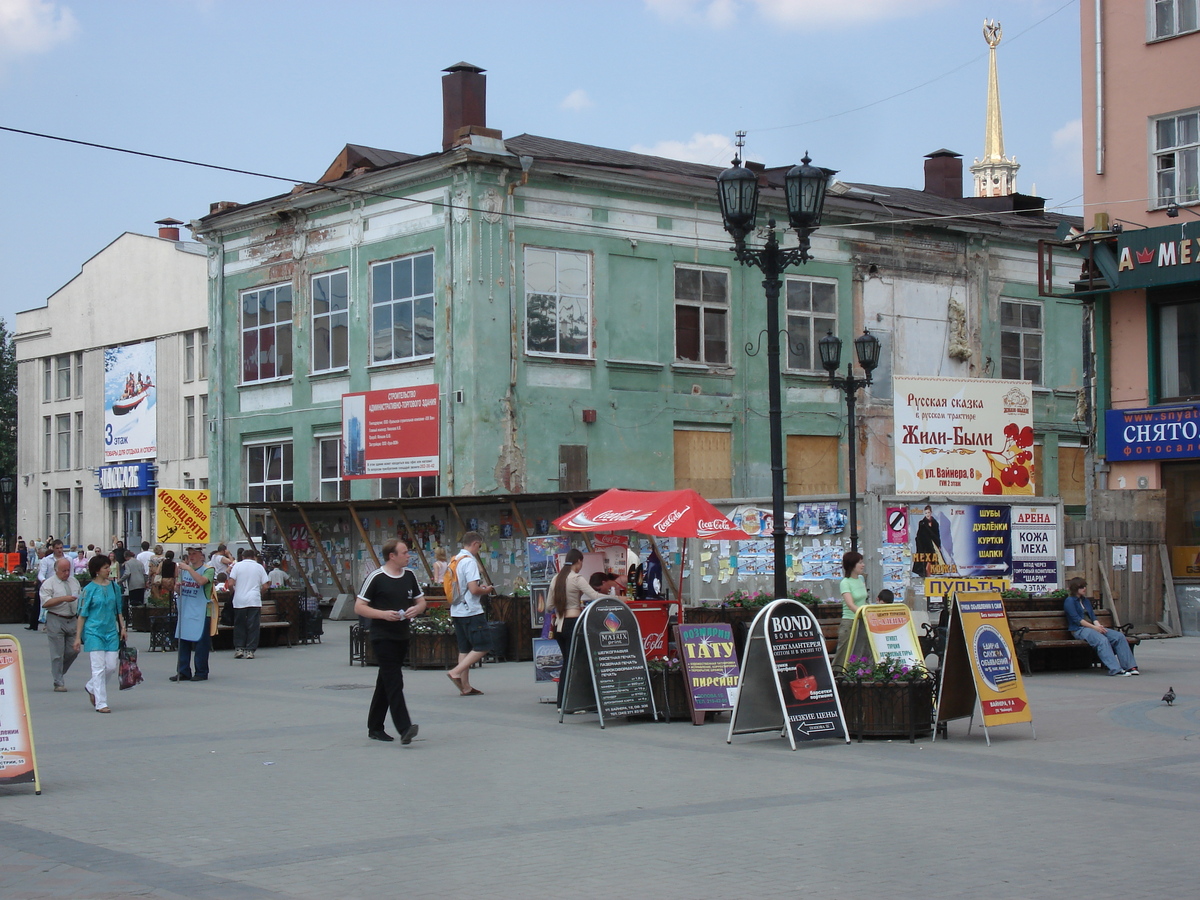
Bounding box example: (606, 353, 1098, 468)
(0, 0, 1082, 327)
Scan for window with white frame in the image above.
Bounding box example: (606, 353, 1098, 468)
(185, 332, 196, 382)
(55, 355, 70, 400)
(1158, 298, 1200, 400)
(371, 253, 434, 363)
(75, 353, 83, 398)
(184, 396, 196, 458)
(381, 475, 440, 499)
(56, 489, 70, 542)
(199, 329, 208, 379)
(246, 442, 293, 503)
(1001, 299, 1043, 384)
(1152, 0, 1198, 39)
(44, 490, 51, 539)
(785, 276, 838, 371)
(199, 394, 208, 458)
(184, 478, 195, 490)
(312, 270, 350, 372)
(42, 358, 51, 402)
(674, 266, 729, 365)
(318, 437, 348, 501)
(75, 412, 83, 469)
(1154, 109, 1199, 207)
(241, 283, 293, 383)
(55, 414, 70, 470)
(43, 416, 51, 468)
(525, 248, 591, 357)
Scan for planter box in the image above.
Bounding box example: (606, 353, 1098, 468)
(0, 580, 28, 624)
(406, 632, 459, 669)
(650, 668, 693, 721)
(836, 679, 935, 743)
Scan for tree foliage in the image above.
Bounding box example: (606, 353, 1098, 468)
(0, 319, 16, 475)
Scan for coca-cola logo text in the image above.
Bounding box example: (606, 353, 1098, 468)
(652, 506, 690, 533)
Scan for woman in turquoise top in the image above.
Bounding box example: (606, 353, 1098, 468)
(74, 555, 126, 713)
(835, 551, 867, 669)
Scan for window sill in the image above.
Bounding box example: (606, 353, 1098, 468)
(605, 358, 664, 372)
(239, 376, 293, 389)
(310, 368, 351, 380)
(671, 362, 734, 376)
(526, 355, 595, 368)
(367, 357, 434, 370)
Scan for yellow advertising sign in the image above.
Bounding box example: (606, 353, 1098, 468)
(955, 591, 1032, 728)
(925, 576, 1010, 597)
(0, 635, 42, 793)
(859, 604, 925, 670)
(156, 489, 211, 544)
(1170, 546, 1200, 578)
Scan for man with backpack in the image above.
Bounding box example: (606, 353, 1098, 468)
(445, 531, 494, 696)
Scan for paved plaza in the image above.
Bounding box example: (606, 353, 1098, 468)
(2, 620, 1198, 899)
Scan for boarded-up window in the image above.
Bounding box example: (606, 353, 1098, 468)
(1059, 445, 1087, 507)
(674, 430, 731, 498)
(559, 445, 588, 492)
(786, 435, 840, 495)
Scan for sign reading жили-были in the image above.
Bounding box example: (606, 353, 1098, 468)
(893, 376, 1035, 497)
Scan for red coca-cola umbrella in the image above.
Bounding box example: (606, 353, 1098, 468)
(553, 488, 746, 540)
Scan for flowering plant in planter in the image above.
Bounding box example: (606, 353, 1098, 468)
(646, 655, 682, 673)
(720, 589, 773, 609)
(409, 607, 455, 635)
(836, 654, 931, 684)
(790, 588, 821, 606)
(1000, 588, 1031, 600)
(1036, 588, 1069, 600)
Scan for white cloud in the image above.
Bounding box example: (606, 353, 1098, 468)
(561, 88, 593, 112)
(631, 132, 736, 165)
(1052, 117, 1082, 154)
(0, 0, 77, 59)
(645, 0, 947, 28)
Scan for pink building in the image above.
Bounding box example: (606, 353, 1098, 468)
(1072, 1, 1200, 627)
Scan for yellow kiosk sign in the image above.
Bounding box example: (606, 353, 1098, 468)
(156, 489, 211, 544)
(936, 591, 1033, 743)
(842, 604, 925, 671)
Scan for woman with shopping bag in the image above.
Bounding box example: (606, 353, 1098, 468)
(74, 555, 127, 713)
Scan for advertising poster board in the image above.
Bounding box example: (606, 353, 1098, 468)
(156, 489, 211, 544)
(341, 385, 439, 478)
(842, 604, 924, 670)
(676, 623, 740, 725)
(0, 636, 41, 793)
(627, 601, 671, 660)
(893, 375, 1035, 496)
(104, 341, 157, 462)
(527, 536, 569, 583)
(533, 637, 562, 683)
(1010, 506, 1060, 591)
(909, 504, 1012, 579)
(936, 592, 1033, 744)
(559, 597, 655, 727)
(728, 600, 847, 749)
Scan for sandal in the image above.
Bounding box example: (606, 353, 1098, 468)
(460, 688, 484, 696)
(446, 672, 463, 692)
(96, 707, 112, 714)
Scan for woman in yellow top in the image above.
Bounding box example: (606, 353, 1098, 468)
(550, 548, 606, 710)
(835, 550, 867, 669)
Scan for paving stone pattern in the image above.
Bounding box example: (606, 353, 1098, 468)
(2, 622, 1198, 899)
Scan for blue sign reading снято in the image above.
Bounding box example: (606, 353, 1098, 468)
(1105, 405, 1200, 462)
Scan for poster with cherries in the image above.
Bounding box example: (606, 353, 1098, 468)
(893, 376, 1035, 497)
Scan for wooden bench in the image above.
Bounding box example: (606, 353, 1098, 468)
(215, 594, 295, 648)
(1007, 607, 1138, 674)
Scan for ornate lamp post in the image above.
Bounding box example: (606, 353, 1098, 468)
(818, 329, 881, 553)
(717, 146, 834, 598)
(0, 475, 14, 554)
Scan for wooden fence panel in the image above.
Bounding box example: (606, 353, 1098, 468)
(1064, 520, 1165, 631)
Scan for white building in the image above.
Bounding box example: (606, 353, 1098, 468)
(15, 225, 210, 549)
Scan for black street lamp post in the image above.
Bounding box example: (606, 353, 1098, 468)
(717, 151, 834, 599)
(818, 330, 881, 554)
(0, 475, 14, 554)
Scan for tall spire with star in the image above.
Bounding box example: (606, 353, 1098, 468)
(970, 20, 1020, 197)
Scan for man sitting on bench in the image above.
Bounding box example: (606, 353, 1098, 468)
(1064, 577, 1139, 677)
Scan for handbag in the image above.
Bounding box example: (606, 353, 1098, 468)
(219, 597, 235, 627)
(118, 642, 144, 690)
(789, 663, 818, 701)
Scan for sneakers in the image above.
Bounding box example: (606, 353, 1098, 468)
(400, 723, 419, 745)
(244, 651, 255, 659)
(234, 649, 245, 659)
(53, 684, 68, 692)
(1125, 667, 1140, 676)
(368, 730, 394, 742)
(1109, 670, 1133, 677)
(169, 674, 192, 682)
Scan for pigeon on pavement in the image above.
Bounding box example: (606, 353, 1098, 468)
(1162, 687, 1176, 706)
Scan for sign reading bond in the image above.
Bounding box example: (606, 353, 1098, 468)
(0, 635, 42, 793)
(341, 385, 439, 479)
(559, 597, 656, 727)
(728, 600, 847, 749)
(936, 592, 1033, 744)
(156, 489, 211, 544)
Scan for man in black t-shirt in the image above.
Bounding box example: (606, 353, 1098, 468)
(355, 539, 427, 744)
